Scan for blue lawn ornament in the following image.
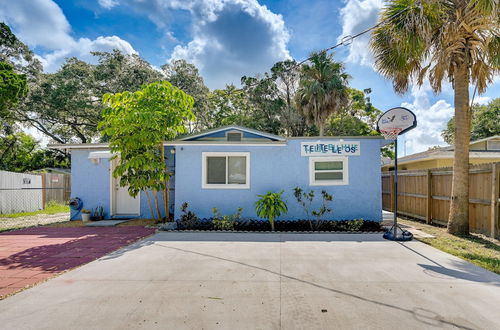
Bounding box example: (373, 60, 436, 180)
(69, 197, 83, 211)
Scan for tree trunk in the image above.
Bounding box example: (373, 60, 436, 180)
(447, 65, 470, 235)
(160, 144, 170, 221)
(318, 123, 324, 136)
(144, 190, 155, 221)
(152, 190, 162, 223)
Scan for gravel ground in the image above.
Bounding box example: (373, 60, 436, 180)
(0, 213, 70, 231)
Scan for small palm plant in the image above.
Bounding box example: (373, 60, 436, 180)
(255, 191, 288, 231)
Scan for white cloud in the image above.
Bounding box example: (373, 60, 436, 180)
(473, 96, 491, 105)
(25, 126, 49, 147)
(38, 36, 137, 72)
(0, 0, 137, 72)
(98, 0, 291, 89)
(338, 0, 383, 66)
(0, 0, 74, 49)
(401, 84, 454, 154)
(98, 0, 119, 9)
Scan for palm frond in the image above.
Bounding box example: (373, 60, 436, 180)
(371, 0, 499, 96)
(295, 52, 350, 132)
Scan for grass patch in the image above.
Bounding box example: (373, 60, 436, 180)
(0, 202, 69, 218)
(117, 218, 157, 227)
(399, 218, 500, 274)
(44, 220, 84, 228)
(44, 218, 157, 228)
(0, 226, 24, 233)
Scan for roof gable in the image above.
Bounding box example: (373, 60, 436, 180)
(179, 125, 286, 142)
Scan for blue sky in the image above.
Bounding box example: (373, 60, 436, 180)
(1, 0, 498, 154)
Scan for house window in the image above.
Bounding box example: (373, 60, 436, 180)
(202, 152, 250, 189)
(226, 131, 242, 141)
(487, 140, 500, 151)
(309, 157, 348, 186)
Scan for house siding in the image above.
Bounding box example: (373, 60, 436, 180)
(70, 149, 174, 220)
(174, 139, 383, 221)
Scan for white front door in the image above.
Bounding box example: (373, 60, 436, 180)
(111, 160, 140, 215)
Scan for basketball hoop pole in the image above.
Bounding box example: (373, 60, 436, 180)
(377, 106, 416, 241)
(393, 137, 398, 238)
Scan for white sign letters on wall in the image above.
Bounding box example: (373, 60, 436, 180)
(301, 141, 360, 156)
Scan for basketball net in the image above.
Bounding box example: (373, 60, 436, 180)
(380, 128, 402, 140)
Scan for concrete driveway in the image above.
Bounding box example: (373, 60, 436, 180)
(0, 232, 499, 330)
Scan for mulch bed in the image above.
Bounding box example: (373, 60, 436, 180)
(0, 226, 155, 299)
(176, 219, 382, 232)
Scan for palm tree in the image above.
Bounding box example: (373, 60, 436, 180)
(296, 52, 350, 136)
(370, 0, 499, 235)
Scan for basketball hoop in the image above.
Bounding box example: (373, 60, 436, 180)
(377, 107, 417, 241)
(380, 128, 403, 141)
(376, 107, 417, 140)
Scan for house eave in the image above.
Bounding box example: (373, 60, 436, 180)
(287, 136, 386, 140)
(48, 143, 110, 151)
(163, 141, 287, 147)
(179, 125, 287, 142)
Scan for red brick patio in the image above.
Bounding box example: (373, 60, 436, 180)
(0, 226, 155, 299)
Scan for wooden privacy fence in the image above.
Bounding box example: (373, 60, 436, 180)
(382, 162, 500, 239)
(40, 173, 71, 206)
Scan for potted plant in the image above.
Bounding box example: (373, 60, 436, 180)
(81, 209, 91, 222)
(91, 206, 104, 221)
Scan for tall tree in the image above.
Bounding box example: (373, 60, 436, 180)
(327, 88, 381, 136)
(0, 131, 68, 172)
(242, 60, 306, 136)
(0, 62, 27, 118)
(206, 84, 254, 129)
(370, 0, 499, 235)
(442, 98, 500, 144)
(270, 60, 305, 136)
(15, 51, 162, 144)
(240, 75, 283, 135)
(295, 52, 350, 136)
(162, 59, 210, 132)
(94, 50, 163, 96)
(0, 22, 38, 122)
(16, 58, 96, 143)
(0, 22, 42, 80)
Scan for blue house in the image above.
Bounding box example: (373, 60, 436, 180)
(51, 126, 386, 221)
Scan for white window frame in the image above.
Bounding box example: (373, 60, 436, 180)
(487, 140, 500, 151)
(202, 152, 250, 189)
(309, 156, 348, 186)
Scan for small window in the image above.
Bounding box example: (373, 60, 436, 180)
(202, 152, 250, 189)
(226, 131, 242, 141)
(487, 140, 500, 151)
(309, 157, 348, 186)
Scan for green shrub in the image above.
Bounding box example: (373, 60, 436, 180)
(293, 187, 315, 230)
(323, 219, 364, 231)
(180, 202, 198, 225)
(212, 207, 242, 230)
(255, 191, 288, 231)
(311, 190, 333, 230)
(339, 219, 364, 231)
(293, 187, 333, 230)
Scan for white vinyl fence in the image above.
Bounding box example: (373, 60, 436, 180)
(0, 170, 43, 214)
